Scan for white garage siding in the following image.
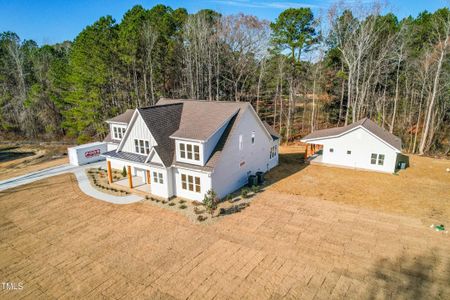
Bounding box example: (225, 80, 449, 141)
(317, 127, 398, 173)
(211, 108, 274, 199)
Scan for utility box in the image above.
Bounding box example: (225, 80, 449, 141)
(68, 142, 107, 166)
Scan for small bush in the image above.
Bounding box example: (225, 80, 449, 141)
(168, 202, 176, 206)
(197, 215, 207, 222)
(226, 194, 234, 203)
(145, 196, 150, 200)
(241, 188, 250, 198)
(203, 189, 218, 216)
(179, 199, 186, 204)
(155, 199, 160, 203)
(121, 166, 127, 177)
(251, 185, 260, 194)
(192, 201, 202, 206)
(162, 200, 167, 204)
(179, 204, 187, 209)
(193, 206, 205, 215)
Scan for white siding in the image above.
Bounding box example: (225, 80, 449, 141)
(316, 127, 398, 173)
(121, 114, 156, 153)
(211, 108, 275, 198)
(172, 167, 211, 201)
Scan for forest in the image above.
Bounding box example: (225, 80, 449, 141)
(0, 2, 449, 155)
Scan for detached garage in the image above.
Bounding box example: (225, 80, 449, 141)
(68, 142, 107, 166)
(301, 118, 404, 173)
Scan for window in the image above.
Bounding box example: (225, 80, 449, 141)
(113, 126, 125, 139)
(145, 141, 150, 154)
(181, 174, 187, 189)
(181, 173, 201, 193)
(329, 148, 334, 153)
(371, 153, 377, 165)
(251, 131, 255, 144)
(134, 139, 150, 155)
(195, 177, 200, 192)
(347, 150, 351, 155)
(194, 145, 200, 160)
(270, 145, 278, 159)
(239, 134, 243, 151)
(178, 143, 200, 161)
(187, 144, 192, 159)
(180, 144, 186, 158)
(378, 154, 385, 166)
(153, 172, 163, 184)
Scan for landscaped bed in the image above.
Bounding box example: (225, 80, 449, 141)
(141, 185, 263, 224)
(86, 167, 130, 196)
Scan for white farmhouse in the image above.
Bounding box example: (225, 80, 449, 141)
(102, 98, 280, 201)
(301, 118, 403, 173)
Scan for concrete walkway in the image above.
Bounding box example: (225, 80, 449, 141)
(0, 161, 143, 204)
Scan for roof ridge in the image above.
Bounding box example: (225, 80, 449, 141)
(160, 98, 250, 105)
(138, 103, 183, 110)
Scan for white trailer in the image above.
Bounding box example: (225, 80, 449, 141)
(68, 142, 107, 166)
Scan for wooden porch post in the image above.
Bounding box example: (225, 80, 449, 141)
(146, 170, 150, 184)
(304, 144, 309, 159)
(107, 160, 113, 184)
(127, 165, 133, 189)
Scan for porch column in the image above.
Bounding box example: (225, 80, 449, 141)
(107, 160, 113, 184)
(127, 165, 133, 189)
(304, 144, 309, 159)
(146, 170, 150, 184)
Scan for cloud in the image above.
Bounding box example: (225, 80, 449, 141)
(211, 0, 319, 9)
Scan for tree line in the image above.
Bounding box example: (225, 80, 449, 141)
(0, 3, 449, 155)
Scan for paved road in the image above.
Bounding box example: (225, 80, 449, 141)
(0, 161, 142, 204)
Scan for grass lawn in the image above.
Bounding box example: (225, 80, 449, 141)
(267, 145, 450, 224)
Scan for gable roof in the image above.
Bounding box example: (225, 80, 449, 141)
(106, 109, 134, 124)
(301, 118, 402, 152)
(262, 121, 280, 141)
(137, 103, 183, 167)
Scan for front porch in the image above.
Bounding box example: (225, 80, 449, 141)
(107, 161, 152, 195)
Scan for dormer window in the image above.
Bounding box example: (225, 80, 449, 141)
(112, 126, 126, 140)
(178, 142, 200, 162)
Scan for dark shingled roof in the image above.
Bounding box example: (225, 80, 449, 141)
(263, 121, 280, 141)
(137, 103, 183, 167)
(103, 150, 147, 163)
(106, 109, 135, 124)
(301, 118, 402, 151)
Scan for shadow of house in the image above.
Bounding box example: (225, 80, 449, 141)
(367, 249, 450, 299)
(264, 151, 309, 187)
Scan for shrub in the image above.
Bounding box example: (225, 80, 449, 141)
(197, 215, 207, 222)
(155, 199, 160, 203)
(145, 196, 150, 200)
(168, 202, 176, 206)
(179, 204, 187, 209)
(203, 189, 218, 216)
(241, 188, 250, 198)
(162, 200, 167, 204)
(251, 185, 260, 194)
(226, 194, 234, 203)
(192, 201, 202, 206)
(121, 166, 127, 177)
(179, 199, 186, 204)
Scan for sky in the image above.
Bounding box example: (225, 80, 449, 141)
(0, 0, 448, 45)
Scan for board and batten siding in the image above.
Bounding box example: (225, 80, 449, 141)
(121, 114, 157, 154)
(319, 127, 398, 173)
(211, 108, 274, 199)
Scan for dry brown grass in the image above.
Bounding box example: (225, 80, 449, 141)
(0, 174, 449, 299)
(267, 145, 450, 224)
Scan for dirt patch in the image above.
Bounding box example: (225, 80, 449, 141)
(0, 143, 69, 181)
(267, 145, 450, 224)
(0, 174, 449, 299)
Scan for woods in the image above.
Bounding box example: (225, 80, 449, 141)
(0, 3, 449, 155)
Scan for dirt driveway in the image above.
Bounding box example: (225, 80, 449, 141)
(1, 174, 449, 299)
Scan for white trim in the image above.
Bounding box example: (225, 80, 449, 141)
(301, 125, 401, 153)
(106, 120, 129, 125)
